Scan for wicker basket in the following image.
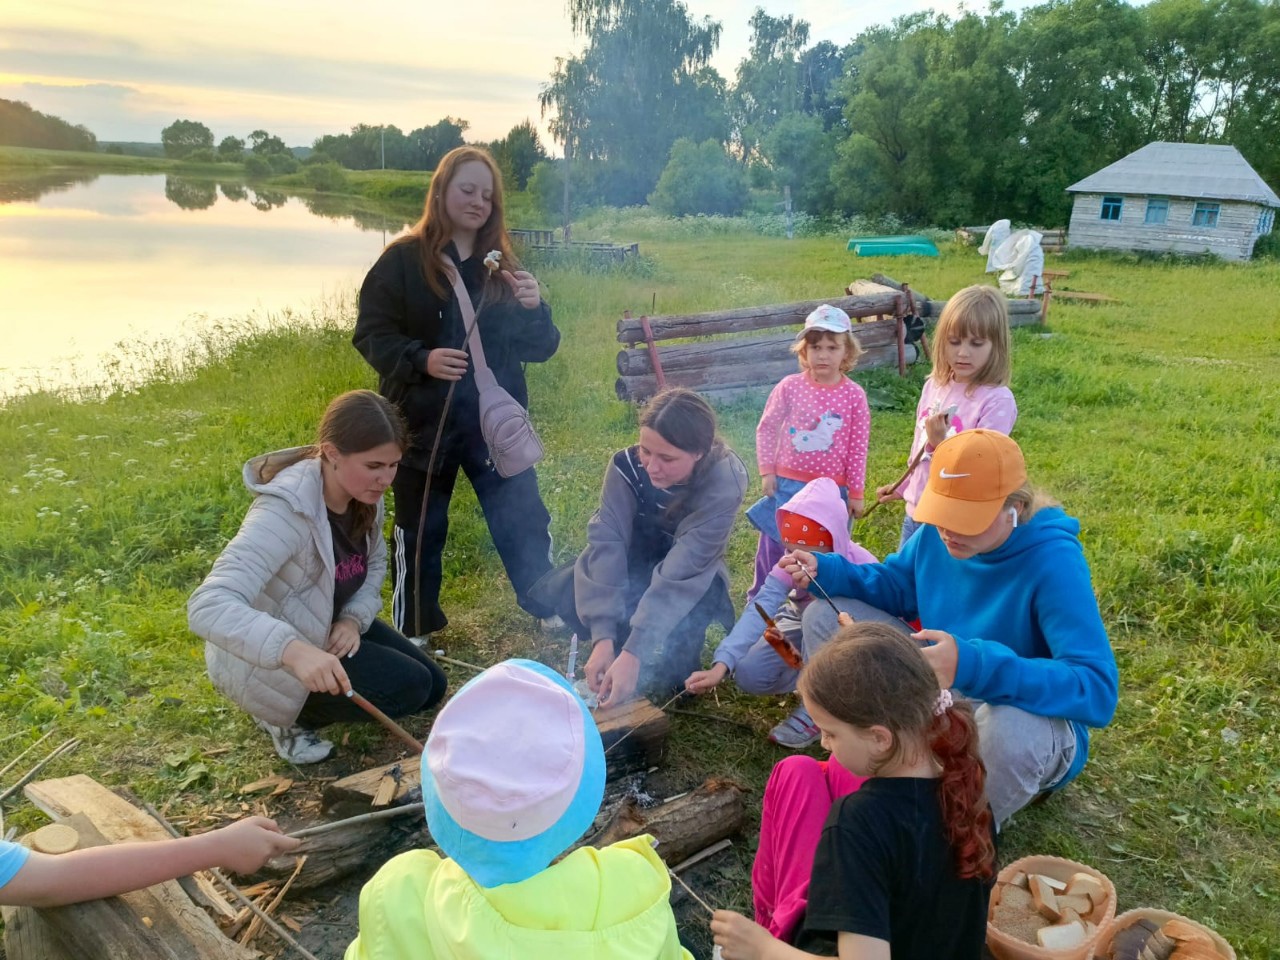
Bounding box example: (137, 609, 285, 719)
(1092, 908, 1235, 960)
(986, 855, 1117, 960)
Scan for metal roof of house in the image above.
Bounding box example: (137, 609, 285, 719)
(1067, 142, 1280, 207)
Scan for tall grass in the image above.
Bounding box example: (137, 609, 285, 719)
(1, 239, 1277, 956)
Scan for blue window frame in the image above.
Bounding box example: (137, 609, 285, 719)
(1192, 202, 1220, 228)
(1257, 209, 1275, 235)
(1100, 196, 1123, 221)
(1144, 198, 1169, 224)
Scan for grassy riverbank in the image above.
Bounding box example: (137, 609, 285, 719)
(1, 239, 1277, 956)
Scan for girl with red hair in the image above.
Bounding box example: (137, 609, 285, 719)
(353, 146, 560, 641)
(711, 622, 994, 960)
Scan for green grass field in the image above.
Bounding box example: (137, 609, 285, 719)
(1, 231, 1277, 956)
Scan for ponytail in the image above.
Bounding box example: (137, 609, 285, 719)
(928, 701, 995, 880)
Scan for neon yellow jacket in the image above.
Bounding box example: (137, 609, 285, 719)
(344, 835, 693, 960)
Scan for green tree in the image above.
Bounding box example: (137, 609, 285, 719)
(761, 113, 837, 211)
(733, 9, 810, 159)
(216, 136, 244, 161)
(0, 99, 96, 151)
(540, 0, 729, 205)
(490, 120, 547, 189)
(410, 117, 468, 170)
(798, 41, 849, 131)
(832, 9, 1022, 224)
(247, 129, 289, 156)
(1011, 0, 1153, 223)
(160, 119, 214, 159)
(648, 138, 747, 215)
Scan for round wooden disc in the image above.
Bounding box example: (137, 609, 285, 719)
(30, 822, 79, 854)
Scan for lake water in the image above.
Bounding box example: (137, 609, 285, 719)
(0, 171, 416, 398)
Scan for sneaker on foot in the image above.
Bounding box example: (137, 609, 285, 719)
(255, 719, 334, 764)
(408, 632, 434, 650)
(539, 614, 567, 635)
(768, 705, 821, 749)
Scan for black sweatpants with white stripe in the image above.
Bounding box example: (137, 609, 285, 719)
(389, 451, 555, 638)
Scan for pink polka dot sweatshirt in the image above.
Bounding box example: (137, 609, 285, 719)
(900, 378, 1018, 514)
(756, 371, 870, 497)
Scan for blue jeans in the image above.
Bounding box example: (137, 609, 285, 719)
(800, 598, 1077, 829)
(899, 513, 924, 549)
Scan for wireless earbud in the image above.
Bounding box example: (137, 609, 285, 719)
(1008, 507, 1019, 529)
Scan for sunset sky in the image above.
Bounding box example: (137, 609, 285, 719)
(1, 0, 1034, 149)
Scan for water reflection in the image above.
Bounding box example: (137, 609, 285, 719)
(165, 176, 218, 211)
(0, 171, 415, 398)
(0, 170, 100, 204)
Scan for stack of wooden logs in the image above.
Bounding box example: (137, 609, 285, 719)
(615, 278, 1043, 403)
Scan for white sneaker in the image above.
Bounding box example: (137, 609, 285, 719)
(255, 719, 333, 764)
(408, 632, 434, 649)
(539, 615, 567, 635)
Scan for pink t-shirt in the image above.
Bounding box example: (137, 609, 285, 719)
(756, 372, 870, 496)
(900, 378, 1018, 512)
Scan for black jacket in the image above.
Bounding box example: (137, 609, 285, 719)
(353, 240, 560, 470)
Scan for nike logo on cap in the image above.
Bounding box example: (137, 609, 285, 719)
(939, 468, 970, 479)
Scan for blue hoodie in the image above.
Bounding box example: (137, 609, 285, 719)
(813, 507, 1118, 788)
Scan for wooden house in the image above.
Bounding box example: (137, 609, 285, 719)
(1066, 142, 1278, 261)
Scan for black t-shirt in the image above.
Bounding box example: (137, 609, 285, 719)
(328, 508, 368, 623)
(803, 777, 992, 960)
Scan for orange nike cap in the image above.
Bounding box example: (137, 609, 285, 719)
(913, 430, 1027, 536)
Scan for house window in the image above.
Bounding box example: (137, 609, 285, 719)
(1258, 209, 1275, 235)
(1192, 202, 1220, 228)
(1144, 198, 1169, 224)
(1100, 196, 1123, 221)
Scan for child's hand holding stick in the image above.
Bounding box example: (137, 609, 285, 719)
(780, 552, 853, 627)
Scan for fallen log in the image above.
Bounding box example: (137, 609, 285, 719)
(616, 342, 918, 403)
(616, 291, 927, 344)
(586, 778, 747, 867)
(920, 297, 1042, 318)
(324, 697, 671, 811)
(616, 315, 910, 377)
(22, 775, 256, 960)
(257, 810, 422, 891)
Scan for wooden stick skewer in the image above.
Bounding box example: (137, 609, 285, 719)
(143, 803, 321, 960)
(345, 690, 423, 755)
(0, 729, 57, 782)
(0, 738, 80, 804)
(286, 802, 425, 841)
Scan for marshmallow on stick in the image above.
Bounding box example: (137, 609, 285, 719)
(483, 250, 502, 275)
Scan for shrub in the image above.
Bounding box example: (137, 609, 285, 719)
(267, 153, 300, 175)
(304, 161, 347, 193)
(184, 148, 216, 164)
(648, 139, 747, 217)
(243, 154, 271, 179)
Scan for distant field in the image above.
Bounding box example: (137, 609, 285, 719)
(0, 231, 1276, 956)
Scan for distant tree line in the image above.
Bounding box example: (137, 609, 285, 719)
(537, 0, 1280, 225)
(0, 99, 96, 152)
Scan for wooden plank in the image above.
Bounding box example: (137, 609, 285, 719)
(22, 775, 257, 960)
(2, 904, 78, 960)
(31, 813, 212, 960)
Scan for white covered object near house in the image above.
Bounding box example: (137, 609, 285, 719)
(979, 219, 1012, 271)
(988, 229, 1044, 296)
